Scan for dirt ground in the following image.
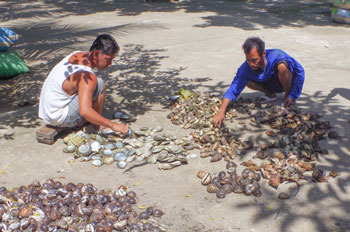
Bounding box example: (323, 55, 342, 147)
(0, 0, 350, 231)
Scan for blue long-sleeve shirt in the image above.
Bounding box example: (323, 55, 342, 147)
(223, 49, 305, 101)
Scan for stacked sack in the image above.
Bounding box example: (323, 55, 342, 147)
(332, 0, 350, 24)
(0, 27, 30, 79)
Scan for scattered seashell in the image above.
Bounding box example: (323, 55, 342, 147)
(116, 161, 127, 169)
(278, 192, 290, 200)
(207, 184, 218, 193)
(197, 170, 206, 179)
(201, 173, 212, 186)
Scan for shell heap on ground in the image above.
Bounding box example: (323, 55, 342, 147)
(167, 93, 338, 198)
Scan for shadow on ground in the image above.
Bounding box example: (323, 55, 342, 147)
(0, 1, 349, 231)
(0, 0, 345, 30)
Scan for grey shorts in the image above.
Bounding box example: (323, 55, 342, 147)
(59, 78, 104, 127)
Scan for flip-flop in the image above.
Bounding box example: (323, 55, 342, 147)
(256, 95, 277, 103)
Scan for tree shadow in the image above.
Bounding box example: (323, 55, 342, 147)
(1, 0, 347, 31)
(0, 19, 167, 131)
(222, 89, 350, 232)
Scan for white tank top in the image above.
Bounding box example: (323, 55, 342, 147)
(38, 51, 95, 126)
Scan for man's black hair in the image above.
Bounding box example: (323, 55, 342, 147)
(90, 34, 119, 55)
(242, 37, 265, 57)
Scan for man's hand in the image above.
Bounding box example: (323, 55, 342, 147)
(213, 108, 226, 128)
(284, 97, 295, 108)
(112, 123, 129, 135)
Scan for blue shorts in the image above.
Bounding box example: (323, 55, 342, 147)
(60, 78, 104, 127)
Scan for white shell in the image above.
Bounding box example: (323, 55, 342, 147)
(102, 149, 113, 156)
(78, 144, 92, 156)
(92, 159, 103, 167)
(90, 141, 102, 153)
(103, 142, 116, 150)
(186, 153, 198, 160)
(113, 152, 127, 161)
(63, 144, 76, 153)
(116, 161, 127, 169)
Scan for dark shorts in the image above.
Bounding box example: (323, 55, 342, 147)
(253, 60, 288, 94)
(253, 76, 284, 94)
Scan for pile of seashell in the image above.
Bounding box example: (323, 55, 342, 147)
(0, 180, 166, 231)
(63, 126, 200, 170)
(167, 93, 339, 193)
(198, 161, 262, 199)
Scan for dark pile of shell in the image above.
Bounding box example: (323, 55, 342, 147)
(168, 93, 339, 193)
(198, 161, 262, 198)
(0, 180, 166, 231)
(63, 126, 200, 170)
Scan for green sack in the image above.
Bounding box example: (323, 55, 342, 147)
(0, 50, 30, 79)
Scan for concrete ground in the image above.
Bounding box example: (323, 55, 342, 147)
(0, 0, 349, 231)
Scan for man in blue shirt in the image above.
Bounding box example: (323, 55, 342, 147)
(213, 37, 305, 128)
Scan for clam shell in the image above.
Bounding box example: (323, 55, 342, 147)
(103, 142, 116, 150)
(91, 155, 102, 160)
(278, 192, 289, 200)
(126, 155, 136, 163)
(147, 154, 158, 164)
(216, 189, 226, 198)
(201, 173, 212, 185)
(197, 170, 206, 179)
(157, 150, 168, 161)
(78, 144, 92, 156)
(102, 149, 113, 156)
(91, 160, 103, 167)
(154, 135, 167, 141)
(102, 156, 114, 165)
(95, 134, 104, 144)
(63, 144, 76, 153)
(116, 161, 127, 169)
(151, 146, 163, 153)
(207, 184, 218, 193)
(127, 149, 136, 157)
(244, 184, 255, 196)
(115, 141, 124, 149)
(186, 153, 198, 160)
(135, 155, 145, 162)
(90, 141, 102, 153)
(153, 126, 163, 132)
(113, 152, 127, 161)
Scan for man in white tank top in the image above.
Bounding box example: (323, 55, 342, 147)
(39, 34, 128, 135)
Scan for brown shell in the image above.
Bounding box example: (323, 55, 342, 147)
(207, 184, 218, 193)
(197, 170, 206, 179)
